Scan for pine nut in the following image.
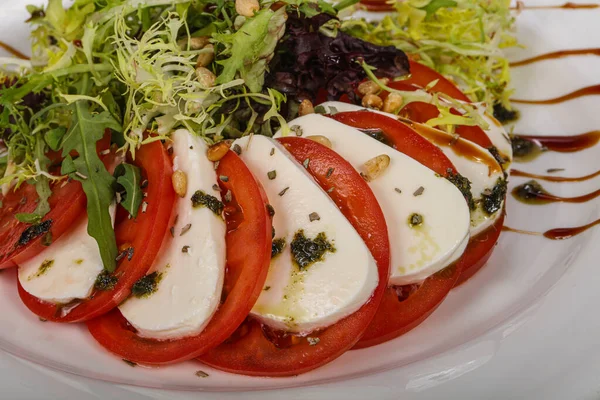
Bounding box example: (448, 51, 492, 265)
(178, 36, 210, 50)
(362, 154, 390, 182)
(196, 44, 214, 68)
(172, 170, 188, 198)
(306, 135, 332, 148)
(362, 94, 383, 110)
(383, 93, 403, 114)
(196, 66, 216, 88)
(298, 99, 315, 116)
(236, 0, 260, 17)
(207, 141, 232, 162)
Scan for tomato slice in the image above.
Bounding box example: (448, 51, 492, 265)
(330, 111, 457, 176)
(0, 136, 111, 269)
(455, 211, 505, 287)
(385, 75, 493, 149)
(198, 137, 390, 376)
(355, 261, 462, 349)
(86, 150, 272, 365)
(18, 140, 175, 322)
(404, 59, 471, 103)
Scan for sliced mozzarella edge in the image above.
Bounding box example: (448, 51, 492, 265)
(278, 114, 470, 286)
(18, 205, 116, 305)
(119, 129, 226, 340)
(319, 102, 505, 237)
(235, 135, 379, 334)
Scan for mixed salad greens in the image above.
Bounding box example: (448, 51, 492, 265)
(0, 0, 517, 273)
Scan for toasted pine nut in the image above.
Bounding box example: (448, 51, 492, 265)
(196, 66, 216, 88)
(362, 94, 383, 110)
(362, 154, 390, 182)
(172, 170, 188, 198)
(382, 93, 403, 114)
(207, 141, 231, 162)
(178, 36, 210, 50)
(307, 135, 332, 148)
(196, 44, 215, 68)
(357, 80, 379, 97)
(298, 99, 315, 116)
(236, 0, 260, 17)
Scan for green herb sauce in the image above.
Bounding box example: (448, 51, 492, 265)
(191, 190, 224, 216)
(290, 230, 335, 270)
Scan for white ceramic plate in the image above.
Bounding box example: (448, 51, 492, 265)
(1, 0, 600, 398)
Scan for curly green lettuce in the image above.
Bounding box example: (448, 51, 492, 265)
(342, 0, 519, 108)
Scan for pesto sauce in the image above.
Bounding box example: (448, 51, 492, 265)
(271, 238, 286, 258)
(131, 271, 163, 298)
(511, 136, 543, 162)
(94, 270, 118, 291)
(445, 169, 475, 210)
(17, 219, 53, 248)
(492, 102, 519, 124)
(290, 230, 335, 270)
(512, 180, 551, 205)
(488, 145, 507, 167)
(28, 259, 54, 280)
(191, 190, 224, 216)
(481, 178, 507, 215)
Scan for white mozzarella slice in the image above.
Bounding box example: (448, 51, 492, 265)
(234, 135, 378, 334)
(320, 102, 505, 237)
(276, 115, 470, 285)
(18, 206, 116, 304)
(477, 105, 513, 171)
(119, 129, 226, 340)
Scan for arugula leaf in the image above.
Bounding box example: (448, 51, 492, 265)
(32, 130, 52, 218)
(61, 78, 118, 272)
(113, 163, 143, 218)
(44, 127, 66, 151)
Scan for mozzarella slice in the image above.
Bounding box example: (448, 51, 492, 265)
(320, 102, 505, 237)
(234, 135, 378, 334)
(18, 206, 116, 304)
(276, 115, 470, 286)
(119, 129, 226, 340)
(477, 105, 513, 171)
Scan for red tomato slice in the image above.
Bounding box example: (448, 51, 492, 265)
(355, 261, 462, 349)
(330, 111, 457, 176)
(324, 110, 504, 348)
(86, 150, 272, 365)
(404, 59, 471, 103)
(0, 136, 111, 269)
(198, 137, 390, 376)
(18, 140, 175, 322)
(357, 211, 505, 349)
(385, 78, 493, 149)
(455, 211, 505, 287)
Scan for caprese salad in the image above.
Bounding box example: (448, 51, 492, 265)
(0, 0, 515, 377)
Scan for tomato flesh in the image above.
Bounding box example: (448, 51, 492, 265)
(86, 150, 272, 365)
(18, 140, 175, 322)
(0, 136, 111, 269)
(404, 59, 471, 103)
(198, 137, 390, 376)
(455, 211, 505, 287)
(330, 111, 457, 176)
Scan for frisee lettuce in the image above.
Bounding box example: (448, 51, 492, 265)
(342, 0, 518, 108)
